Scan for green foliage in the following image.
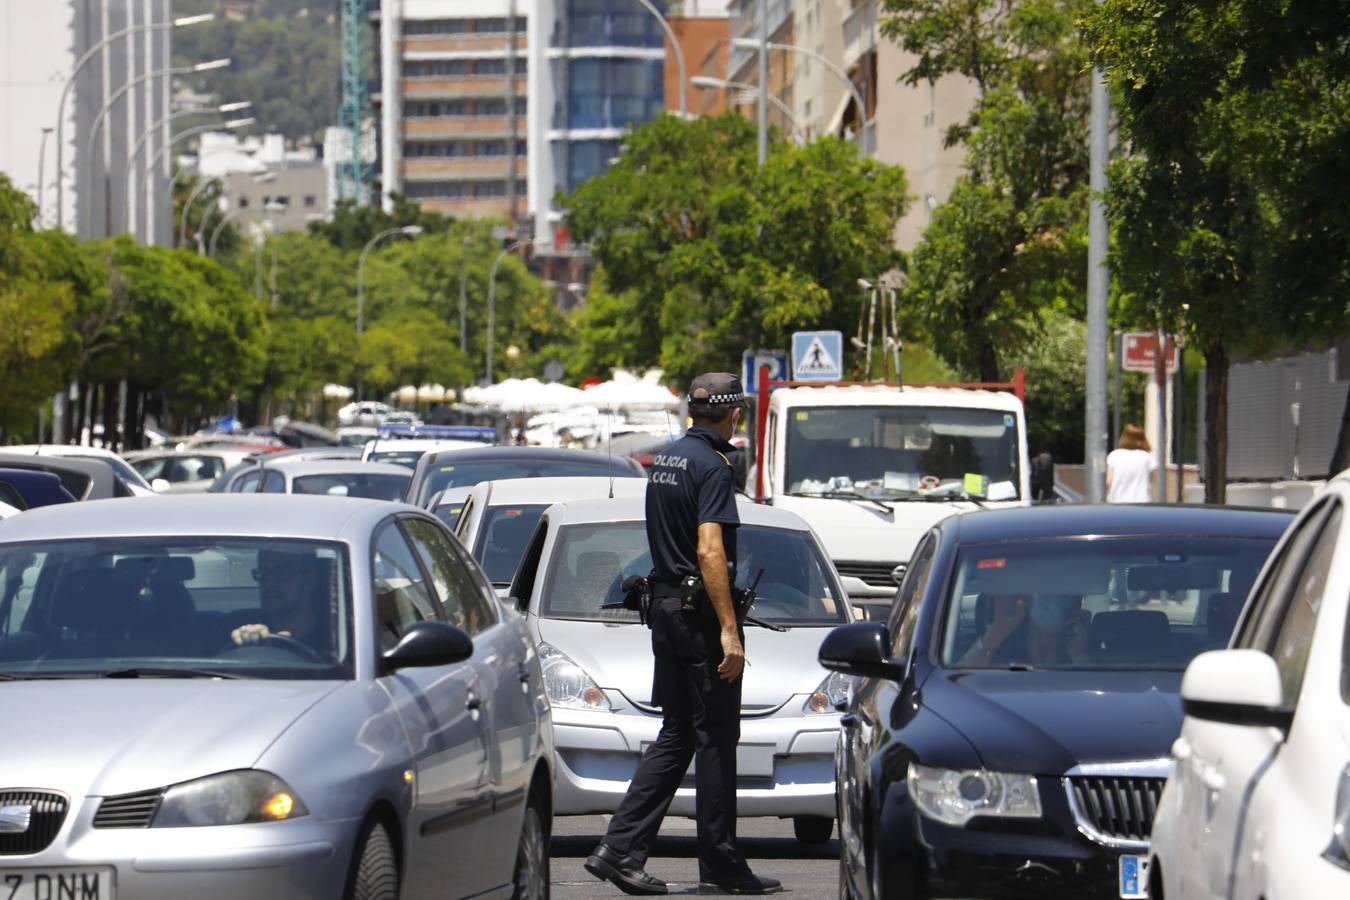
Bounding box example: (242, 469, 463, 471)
(885, 0, 1092, 383)
(309, 196, 456, 253)
(564, 113, 910, 386)
(172, 2, 339, 143)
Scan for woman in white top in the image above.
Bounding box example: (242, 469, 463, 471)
(1106, 424, 1158, 503)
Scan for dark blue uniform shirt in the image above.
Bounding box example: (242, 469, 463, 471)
(645, 425, 739, 583)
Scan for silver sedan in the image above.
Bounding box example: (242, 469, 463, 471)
(505, 496, 854, 846)
(0, 495, 553, 900)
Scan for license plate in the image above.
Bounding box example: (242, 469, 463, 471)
(640, 744, 776, 779)
(0, 867, 115, 900)
(1119, 854, 1149, 899)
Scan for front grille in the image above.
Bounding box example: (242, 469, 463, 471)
(834, 560, 905, 588)
(1066, 776, 1164, 845)
(93, 787, 164, 829)
(0, 790, 68, 854)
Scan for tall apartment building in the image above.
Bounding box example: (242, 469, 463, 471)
(0, 0, 173, 243)
(373, 0, 529, 222)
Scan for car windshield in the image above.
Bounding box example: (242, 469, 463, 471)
(132, 455, 226, 484)
(786, 406, 1022, 501)
(0, 538, 353, 679)
(939, 536, 1277, 670)
(540, 522, 847, 625)
(474, 504, 549, 584)
(292, 472, 410, 500)
(415, 459, 636, 505)
(434, 503, 466, 530)
(367, 450, 426, 468)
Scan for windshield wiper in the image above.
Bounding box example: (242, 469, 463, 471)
(788, 490, 894, 515)
(98, 667, 243, 680)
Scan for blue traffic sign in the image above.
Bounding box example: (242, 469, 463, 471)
(791, 331, 844, 382)
(743, 350, 789, 393)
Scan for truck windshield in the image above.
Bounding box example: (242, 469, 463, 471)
(785, 406, 1021, 500)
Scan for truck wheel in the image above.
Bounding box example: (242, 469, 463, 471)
(793, 815, 834, 845)
(348, 819, 398, 900)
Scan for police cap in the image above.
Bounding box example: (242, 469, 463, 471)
(688, 372, 746, 409)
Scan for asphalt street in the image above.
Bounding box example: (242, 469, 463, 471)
(550, 815, 840, 898)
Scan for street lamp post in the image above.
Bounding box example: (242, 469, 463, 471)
(36, 127, 54, 227)
(53, 13, 215, 233)
(757, 0, 768, 164)
(356, 225, 424, 400)
(731, 38, 869, 155)
(197, 171, 275, 255)
(207, 206, 249, 257)
(486, 238, 531, 384)
(82, 58, 231, 237)
(690, 76, 805, 142)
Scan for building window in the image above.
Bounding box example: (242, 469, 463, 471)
(304, 195, 316, 208)
(555, 58, 663, 130)
(404, 19, 469, 36)
(237, 196, 249, 208)
(563, 0, 662, 49)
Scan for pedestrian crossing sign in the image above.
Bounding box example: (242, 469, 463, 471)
(791, 331, 844, 382)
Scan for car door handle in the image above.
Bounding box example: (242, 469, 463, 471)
(1172, 737, 1192, 761)
(466, 695, 483, 712)
(840, 714, 858, 728)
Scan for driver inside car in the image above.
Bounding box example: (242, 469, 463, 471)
(230, 549, 329, 651)
(959, 594, 1091, 667)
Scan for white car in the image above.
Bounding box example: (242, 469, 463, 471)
(1150, 470, 1350, 899)
(3, 444, 155, 496)
(123, 449, 252, 493)
(454, 476, 647, 593)
(219, 460, 414, 501)
(506, 495, 854, 844)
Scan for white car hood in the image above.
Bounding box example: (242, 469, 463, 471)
(0, 680, 341, 796)
(771, 494, 979, 563)
(535, 616, 834, 710)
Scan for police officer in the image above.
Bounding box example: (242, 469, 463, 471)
(585, 373, 781, 896)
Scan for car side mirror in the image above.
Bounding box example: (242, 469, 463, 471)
(382, 621, 473, 673)
(1181, 649, 1293, 730)
(151, 477, 171, 493)
(818, 622, 907, 681)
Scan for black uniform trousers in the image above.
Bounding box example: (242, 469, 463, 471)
(602, 592, 751, 882)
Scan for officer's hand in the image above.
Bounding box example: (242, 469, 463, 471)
(717, 628, 745, 682)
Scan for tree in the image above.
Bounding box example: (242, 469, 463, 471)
(883, 0, 1093, 382)
(1083, 0, 1350, 499)
(565, 113, 910, 386)
(308, 195, 456, 253)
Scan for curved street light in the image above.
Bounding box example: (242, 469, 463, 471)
(629, 0, 686, 119)
(53, 12, 215, 230)
(82, 58, 231, 236)
(486, 238, 531, 385)
(730, 38, 869, 155)
(356, 225, 424, 401)
(690, 76, 805, 143)
(206, 206, 249, 258)
(196, 171, 275, 255)
(124, 101, 251, 238)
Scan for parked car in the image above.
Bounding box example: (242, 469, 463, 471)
(0, 469, 77, 510)
(209, 447, 363, 493)
(819, 503, 1294, 900)
(0, 453, 134, 501)
(455, 476, 647, 592)
(3, 445, 154, 496)
(124, 449, 251, 493)
(0, 495, 553, 900)
(336, 426, 379, 448)
(361, 438, 484, 470)
(1150, 472, 1350, 899)
(217, 460, 413, 500)
(506, 495, 853, 844)
(427, 486, 475, 530)
(337, 400, 392, 427)
(0, 500, 19, 520)
(406, 446, 646, 508)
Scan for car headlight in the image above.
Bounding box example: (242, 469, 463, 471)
(804, 670, 854, 714)
(152, 770, 308, 827)
(538, 642, 611, 710)
(1324, 763, 1350, 871)
(906, 762, 1041, 827)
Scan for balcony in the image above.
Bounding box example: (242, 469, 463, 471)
(843, 1, 877, 68)
(403, 116, 528, 139)
(401, 34, 525, 55)
(402, 76, 519, 100)
(402, 157, 527, 180)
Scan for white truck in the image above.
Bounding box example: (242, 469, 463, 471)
(751, 380, 1030, 614)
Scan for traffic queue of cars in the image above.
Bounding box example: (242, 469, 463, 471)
(0, 423, 1345, 899)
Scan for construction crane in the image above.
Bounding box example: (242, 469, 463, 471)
(338, 0, 371, 203)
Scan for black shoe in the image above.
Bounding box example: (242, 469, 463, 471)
(697, 873, 783, 895)
(584, 843, 668, 896)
